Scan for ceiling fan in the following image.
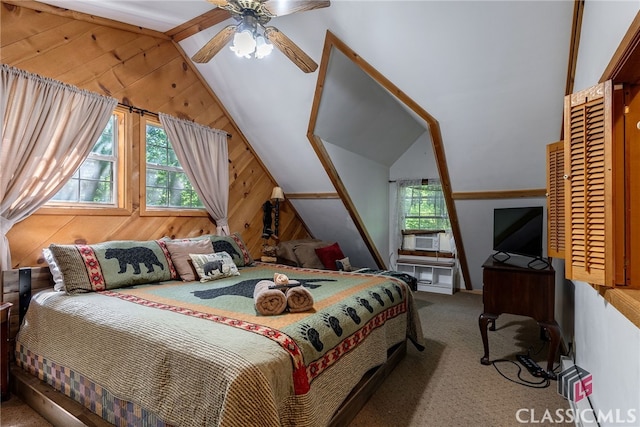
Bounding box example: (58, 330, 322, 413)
(192, 0, 330, 73)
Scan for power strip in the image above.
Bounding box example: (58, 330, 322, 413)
(516, 354, 545, 378)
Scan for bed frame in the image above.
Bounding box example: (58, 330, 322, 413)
(1, 266, 407, 427)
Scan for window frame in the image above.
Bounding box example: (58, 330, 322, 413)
(400, 180, 451, 233)
(139, 116, 208, 218)
(40, 107, 131, 216)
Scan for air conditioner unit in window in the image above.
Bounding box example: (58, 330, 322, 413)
(414, 235, 439, 251)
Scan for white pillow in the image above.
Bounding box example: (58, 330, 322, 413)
(42, 248, 65, 291)
(189, 252, 240, 282)
(336, 257, 352, 272)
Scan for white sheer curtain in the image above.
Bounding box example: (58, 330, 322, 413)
(158, 113, 230, 235)
(391, 178, 422, 265)
(0, 65, 117, 272)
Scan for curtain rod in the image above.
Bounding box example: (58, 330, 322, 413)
(388, 179, 432, 184)
(117, 102, 231, 138)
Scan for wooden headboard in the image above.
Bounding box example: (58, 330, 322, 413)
(1, 267, 55, 348)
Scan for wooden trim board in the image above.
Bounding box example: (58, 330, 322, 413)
(452, 189, 546, 200)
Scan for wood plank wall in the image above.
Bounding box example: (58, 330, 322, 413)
(0, 2, 310, 268)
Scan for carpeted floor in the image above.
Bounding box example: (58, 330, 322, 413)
(350, 290, 572, 426)
(0, 290, 571, 427)
(0, 394, 51, 427)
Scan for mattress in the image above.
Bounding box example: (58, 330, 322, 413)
(15, 263, 424, 426)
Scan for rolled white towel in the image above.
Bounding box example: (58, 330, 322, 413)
(254, 280, 287, 315)
(286, 285, 314, 313)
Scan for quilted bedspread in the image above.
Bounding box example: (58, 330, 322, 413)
(16, 263, 424, 427)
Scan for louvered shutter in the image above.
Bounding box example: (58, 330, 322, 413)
(564, 81, 614, 286)
(547, 141, 565, 258)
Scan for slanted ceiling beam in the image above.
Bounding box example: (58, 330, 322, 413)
(2, 0, 170, 39)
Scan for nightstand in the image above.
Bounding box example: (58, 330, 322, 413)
(479, 255, 559, 379)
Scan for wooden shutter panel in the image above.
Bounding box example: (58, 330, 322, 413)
(547, 141, 565, 258)
(564, 81, 614, 286)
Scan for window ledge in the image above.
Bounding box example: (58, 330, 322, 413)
(593, 285, 640, 329)
(37, 206, 132, 216)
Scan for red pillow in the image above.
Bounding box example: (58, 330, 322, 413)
(315, 242, 345, 270)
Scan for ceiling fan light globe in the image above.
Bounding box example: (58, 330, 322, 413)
(230, 30, 256, 58)
(255, 35, 274, 59)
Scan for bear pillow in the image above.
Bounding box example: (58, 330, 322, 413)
(49, 240, 177, 294)
(189, 252, 240, 282)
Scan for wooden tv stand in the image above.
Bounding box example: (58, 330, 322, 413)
(478, 255, 560, 379)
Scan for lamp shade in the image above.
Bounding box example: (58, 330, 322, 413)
(230, 29, 256, 58)
(255, 35, 274, 59)
(271, 186, 285, 201)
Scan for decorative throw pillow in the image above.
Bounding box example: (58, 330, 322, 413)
(42, 248, 65, 291)
(335, 257, 352, 272)
(194, 233, 253, 267)
(315, 242, 345, 271)
(275, 239, 325, 266)
(293, 242, 328, 269)
(165, 239, 213, 281)
(189, 252, 240, 282)
(49, 240, 177, 295)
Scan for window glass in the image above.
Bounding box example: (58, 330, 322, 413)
(50, 114, 117, 205)
(145, 122, 203, 209)
(401, 181, 450, 231)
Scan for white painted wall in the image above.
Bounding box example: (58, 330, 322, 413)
(289, 199, 377, 269)
(324, 141, 390, 264)
(455, 197, 547, 291)
(573, 0, 639, 94)
(389, 132, 438, 181)
(573, 283, 640, 425)
(570, 1, 640, 424)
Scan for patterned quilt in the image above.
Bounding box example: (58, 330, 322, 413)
(16, 263, 425, 427)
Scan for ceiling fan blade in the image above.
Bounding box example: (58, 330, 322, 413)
(261, 0, 330, 18)
(264, 26, 317, 73)
(192, 25, 237, 63)
(206, 0, 231, 7)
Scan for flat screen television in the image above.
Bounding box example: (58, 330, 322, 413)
(493, 206, 544, 260)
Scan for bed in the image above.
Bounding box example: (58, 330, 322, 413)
(2, 238, 425, 427)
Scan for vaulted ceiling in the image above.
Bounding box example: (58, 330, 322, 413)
(20, 0, 576, 287)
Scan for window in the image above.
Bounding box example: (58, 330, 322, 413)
(49, 111, 123, 206)
(400, 180, 450, 231)
(144, 121, 203, 210)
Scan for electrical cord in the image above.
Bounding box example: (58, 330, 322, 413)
(491, 359, 551, 388)
(528, 340, 547, 357)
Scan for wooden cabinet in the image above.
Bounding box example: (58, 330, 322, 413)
(478, 256, 559, 379)
(396, 257, 456, 295)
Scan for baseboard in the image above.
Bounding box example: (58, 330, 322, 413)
(458, 289, 483, 295)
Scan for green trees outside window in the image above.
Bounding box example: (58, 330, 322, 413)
(402, 181, 450, 231)
(51, 114, 116, 204)
(145, 123, 203, 209)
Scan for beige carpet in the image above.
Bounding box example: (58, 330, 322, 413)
(0, 290, 571, 427)
(0, 394, 51, 427)
(350, 290, 572, 427)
